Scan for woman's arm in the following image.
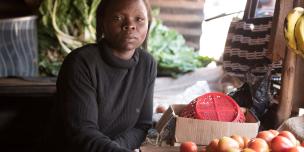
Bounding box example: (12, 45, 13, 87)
(113, 81, 155, 149)
(113, 58, 157, 149)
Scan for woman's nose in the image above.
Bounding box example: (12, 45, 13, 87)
(122, 22, 136, 30)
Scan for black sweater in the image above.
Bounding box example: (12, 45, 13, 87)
(47, 41, 156, 152)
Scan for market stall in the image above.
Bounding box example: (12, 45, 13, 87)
(149, 0, 304, 151)
(0, 0, 303, 151)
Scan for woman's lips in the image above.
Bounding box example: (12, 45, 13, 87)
(123, 35, 137, 42)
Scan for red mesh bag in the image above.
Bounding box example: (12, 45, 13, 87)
(179, 92, 245, 122)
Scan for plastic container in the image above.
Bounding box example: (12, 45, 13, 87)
(0, 15, 38, 77)
(180, 92, 245, 122)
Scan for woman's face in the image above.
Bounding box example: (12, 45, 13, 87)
(102, 0, 149, 53)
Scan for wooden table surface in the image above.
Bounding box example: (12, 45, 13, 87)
(0, 77, 56, 96)
(141, 144, 180, 152)
(141, 144, 205, 152)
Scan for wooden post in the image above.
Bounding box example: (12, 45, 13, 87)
(276, 49, 296, 127)
(268, 0, 294, 61)
(275, 0, 304, 127)
(293, 56, 304, 111)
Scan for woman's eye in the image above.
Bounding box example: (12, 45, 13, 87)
(113, 16, 122, 21)
(137, 17, 145, 22)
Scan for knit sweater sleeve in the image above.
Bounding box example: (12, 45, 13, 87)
(56, 53, 132, 152)
(113, 56, 157, 149)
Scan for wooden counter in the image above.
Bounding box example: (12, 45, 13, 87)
(141, 144, 206, 152)
(141, 145, 180, 152)
(0, 77, 56, 152)
(0, 77, 56, 97)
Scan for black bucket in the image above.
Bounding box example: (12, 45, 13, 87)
(0, 15, 38, 77)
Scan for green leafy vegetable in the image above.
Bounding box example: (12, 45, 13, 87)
(148, 9, 213, 77)
(38, 4, 213, 77)
(38, 0, 101, 76)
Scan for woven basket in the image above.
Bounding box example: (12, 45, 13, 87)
(180, 92, 245, 122)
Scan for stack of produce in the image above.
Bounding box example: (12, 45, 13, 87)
(179, 130, 304, 152)
(284, 7, 304, 58)
(202, 130, 304, 152)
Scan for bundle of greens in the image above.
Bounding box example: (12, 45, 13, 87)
(148, 10, 213, 77)
(38, 0, 101, 76)
(38, 3, 212, 77)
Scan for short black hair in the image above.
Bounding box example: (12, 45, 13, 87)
(96, 0, 152, 50)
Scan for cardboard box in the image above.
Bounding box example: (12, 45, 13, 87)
(156, 104, 260, 145)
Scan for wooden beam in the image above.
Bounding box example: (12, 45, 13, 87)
(292, 0, 304, 114)
(276, 49, 296, 127)
(243, 0, 259, 20)
(293, 57, 304, 112)
(275, 0, 304, 127)
(268, 0, 294, 61)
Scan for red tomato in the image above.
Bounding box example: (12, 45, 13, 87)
(231, 134, 245, 149)
(256, 131, 275, 145)
(180, 141, 198, 152)
(278, 131, 298, 146)
(301, 141, 304, 147)
(155, 105, 166, 113)
(206, 138, 219, 152)
(287, 146, 304, 152)
(243, 136, 250, 148)
(271, 136, 294, 152)
(218, 137, 239, 152)
(201, 149, 206, 152)
(242, 148, 256, 152)
(268, 129, 279, 136)
(247, 138, 269, 152)
(226, 148, 241, 152)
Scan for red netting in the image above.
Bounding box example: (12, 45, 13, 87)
(179, 92, 245, 122)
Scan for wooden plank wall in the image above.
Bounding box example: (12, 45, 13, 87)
(268, 0, 293, 61)
(150, 0, 205, 50)
(271, 0, 304, 127)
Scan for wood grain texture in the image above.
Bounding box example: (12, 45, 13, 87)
(277, 49, 296, 127)
(268, 0, 293, 61)
(150, 0, 204, 49)
(141, 145, 180, 152)
(276, 0, 304, 127)
(292, 56, 304, 112)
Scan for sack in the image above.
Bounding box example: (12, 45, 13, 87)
(278, 116, 304, 141)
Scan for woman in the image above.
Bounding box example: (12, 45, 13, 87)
(46, 0, 156, 151)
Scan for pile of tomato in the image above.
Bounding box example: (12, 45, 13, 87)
(180, 130, 304, 152)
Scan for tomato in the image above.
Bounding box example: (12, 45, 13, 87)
(268, 129, 279, 136)
(287, 146, 304, 152)
(218, 137, 239, 152)
(301, 141, 304, 147)
(278, 131, 298, 146)
(180, 141, 198, 152)
(227, 148, 241, 152)
(242, 148, 256, 152)
(231, 134, 245, 149)
(206, 138, 219, 152)
(201, 149, 207, 152)
(271, 136, 294, 152)
(247, 138, 269, 152)
(155, 105, 166, 113)
(216, 137, 239, 152)
(243, 136, 250, 148)
(256, 131, 275, 145)
(296, 140, 301, 146)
